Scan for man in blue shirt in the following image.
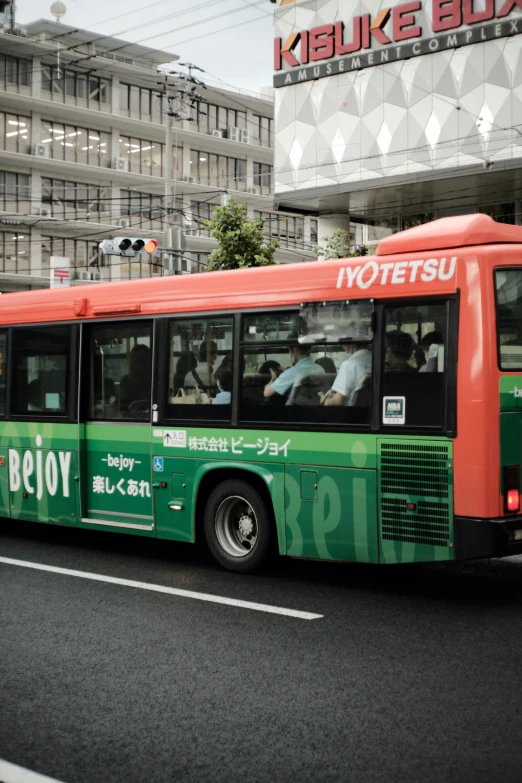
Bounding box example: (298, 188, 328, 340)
(264, 343, 324, 404)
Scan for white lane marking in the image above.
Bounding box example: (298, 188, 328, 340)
(0, 758, 66, 783)
(0, 557, 323, 621)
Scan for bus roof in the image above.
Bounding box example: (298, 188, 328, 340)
(0, 215, 517, 325)
(377, 213, 522, 256)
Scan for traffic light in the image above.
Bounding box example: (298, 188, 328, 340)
(99, 237, 159, 257)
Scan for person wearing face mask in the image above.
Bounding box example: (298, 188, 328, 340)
(263, 336, 324, 405)
(212, 365, 232, 405)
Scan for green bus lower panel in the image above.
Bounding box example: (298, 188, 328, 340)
(285, 465, 378, 563)
(9, 449, 77, 527)
(377, 439, 454, 564)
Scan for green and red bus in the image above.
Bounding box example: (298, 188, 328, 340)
(1, 212, 522, 572)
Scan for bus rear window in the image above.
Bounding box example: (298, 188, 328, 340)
(496, 270, 522, 370)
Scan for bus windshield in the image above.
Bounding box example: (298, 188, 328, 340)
(496, 269, 522, 370)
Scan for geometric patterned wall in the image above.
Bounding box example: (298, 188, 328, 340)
(274, 0, 522, 196)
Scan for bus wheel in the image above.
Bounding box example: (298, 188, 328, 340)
(203, 479, 272, 573)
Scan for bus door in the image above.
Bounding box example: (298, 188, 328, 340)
(79, 320, 155, 535)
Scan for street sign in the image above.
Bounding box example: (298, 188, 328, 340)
(50, 255, 70, 288)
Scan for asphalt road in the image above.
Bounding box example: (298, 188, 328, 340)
(2, 520, 522, 783)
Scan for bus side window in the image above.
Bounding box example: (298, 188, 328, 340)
(11, 325, 71, 417)
(166, 316, 233, 421)
(382, 303, 448, 428)
(88, 322, 153, 421)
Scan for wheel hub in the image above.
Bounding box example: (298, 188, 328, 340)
(238, 514, 254, 537)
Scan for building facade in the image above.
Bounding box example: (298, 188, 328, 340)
(0, 19, 317, 292)
(273, 0, 522, 247)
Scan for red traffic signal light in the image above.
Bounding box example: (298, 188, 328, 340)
(144, 239, 159, 254)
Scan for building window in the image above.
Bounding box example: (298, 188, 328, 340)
(0, 171, 30, 212)
(253, 211, 305, 248)
(193, 101, 247, 135)
(119, 136, 163, 176)
(189, 201, 216, 236)
(119, 83, 163, 124)
(310, 219, 318, 245)
(41, 66, 111, 109)
(480, 202, 516, 225)
(0, 230, 30, 274)
(253, 115, 273, 147)
(11, 326, 72, 417)
(0, 55, 31, 90)
(40, 121, 110, 167)
(0, 112, 31, 154)
(41, 178, 109, 220)
(42, 236, 101, 277)
(190, 150, 246, 191)
(120, 190, 182, 228)
(184, 251, 210, 273)
(253, 163, 272, 195)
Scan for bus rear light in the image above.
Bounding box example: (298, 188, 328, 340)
(507, 489, 520, 513)
(505, 465, 521, 513)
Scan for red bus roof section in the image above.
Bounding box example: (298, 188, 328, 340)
(377, 213, 522, 256)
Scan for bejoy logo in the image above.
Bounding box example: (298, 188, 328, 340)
(511, 387, 522, 397)
(9, 435, 72, 499)
(336, 256, 457, 289)
(274, 0, 522, 69)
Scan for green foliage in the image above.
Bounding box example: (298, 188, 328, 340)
(314, 228, 367, 259)
(204, 198, 279, 271)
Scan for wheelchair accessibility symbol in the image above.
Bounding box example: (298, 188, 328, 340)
(153, 457, 164, 472)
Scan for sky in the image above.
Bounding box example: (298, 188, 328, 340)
(16, 0, 275, 94)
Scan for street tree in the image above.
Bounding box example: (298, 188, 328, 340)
(204, 198, 279, 271)
(314, 228, 367, 259)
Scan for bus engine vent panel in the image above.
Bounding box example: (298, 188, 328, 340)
(378, 441, 452, 548)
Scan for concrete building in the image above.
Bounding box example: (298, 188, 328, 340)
(273, 0, 522, 248)
(0, 18, 317, 292)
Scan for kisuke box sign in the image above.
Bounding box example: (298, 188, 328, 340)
(383, 396, 406, 425)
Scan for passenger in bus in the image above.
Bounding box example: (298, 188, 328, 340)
(173, 352, 200, 395)
(263, 340, 324, 404)
(119, 343, 152, 411)
(418, 331, 444, 373)
(315, 356, 337, 374)
(319, 340, 371, 406)
(259, 360, 283, 380)
(194, 340, 218, 394)
(385, 331, 416, 372)
(212, 366, 232, 405)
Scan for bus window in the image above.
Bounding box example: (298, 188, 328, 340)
(0, 331, 6, 417)
(495, 269, 522, 370)
(88, 322, 152, 420)
(240, 305, 373, 426)
(11, 326, 71, 416)
(382, 303, 447, 428)
(166, 316, 233, 420)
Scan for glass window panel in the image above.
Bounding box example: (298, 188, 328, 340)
(19, 59, 30, 87)
(237, 159, 247, 191)
(208, 104, 217, 129)
(141, 88, 150, 119)
(129, 86, 140, 116)
(88, 322, 152, 420)
(120, 83, 129, 113)
(65, 71, 76, 98)
(496, 270, 522, 369)
(167, 317, 233, 420)
(382, 302, 447, 427)
(42, 66, 52, 92)
(100, 80, 110, 104)
(77, 74, 87, 100)
(12, 326, 71, 416)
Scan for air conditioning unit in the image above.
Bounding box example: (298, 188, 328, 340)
(115, 218, 130, 228)
(227, 127, 241, 142)
(210, 129, 224, 138)
(112, 157, 129, 172)
(32, 206, 51, 217)
(33, 143, 50, 158)
(240, 130, 250, 144)
(246, 186, 260, 195)
(186, 228, 199, 236)
(79, 271, 101, 281)
(183, 175, 195, 184)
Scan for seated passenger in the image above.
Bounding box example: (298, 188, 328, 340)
(259, 360, 283, 380)
(418, 331, 444, 373)
(320, 341, 371, 406)
(264, 341, 324, 404)
(385, 331, 416, 372)
(120, 343, 151, 410)
(315, 356, 337, 374)
(213, 366, 232, 405)
(194, 340, 218, 394)
(173, 352, 199, 395)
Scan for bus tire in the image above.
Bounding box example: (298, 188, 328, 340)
(203, 478, 272, 573)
